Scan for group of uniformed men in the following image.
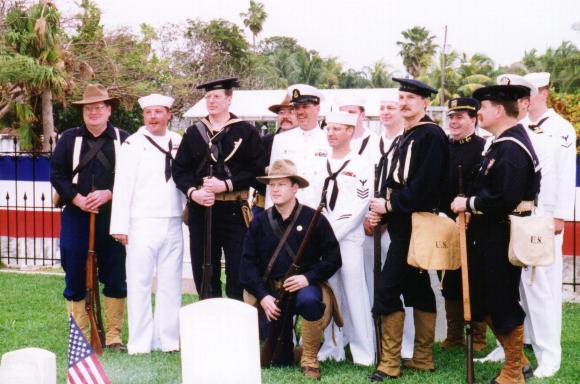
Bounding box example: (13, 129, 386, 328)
(50, 69, 575, 383)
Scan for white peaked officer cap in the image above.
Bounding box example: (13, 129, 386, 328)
(380, 89, 400, 103)
(496, 74, 538, 96)
(524, 72, 551, 88)
(325, 111, 358, 126)
(287, 84, 324, 104)
(138, 93, 175, 109)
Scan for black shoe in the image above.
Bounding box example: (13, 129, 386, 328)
(106, 342, 127, 353)
(368, 370, 398, 381)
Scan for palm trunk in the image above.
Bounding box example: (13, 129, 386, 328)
(41, 89, 55, 152)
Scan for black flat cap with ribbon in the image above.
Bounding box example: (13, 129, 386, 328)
(196, 77, 240, 92)
(392, 77, 437, 98)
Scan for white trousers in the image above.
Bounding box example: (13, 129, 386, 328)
(520, 231, 563, 372)
(362, 232, 415, 359)
(319, 236, 375, 365)
(126, 217, 183, 354)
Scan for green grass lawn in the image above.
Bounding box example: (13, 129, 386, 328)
(1, 271, 579, 383)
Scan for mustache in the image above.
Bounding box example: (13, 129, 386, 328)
(280, 118, 292, 125)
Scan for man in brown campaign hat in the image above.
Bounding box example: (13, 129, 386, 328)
(51, 83, 129, 351)
(240, 159, 342, 379)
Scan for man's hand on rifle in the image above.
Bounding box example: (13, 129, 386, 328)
(260, 295, 281, 321)
(369, 197, 387, 215)
(203, 176, 227, 194)
(451, 196, 468, 213)
(283, 275, 309, 293)
(86, 189, 112, 211)
(72, 193, 99, 213)
(111, 234, 128, 245)
(191, 189, 215, 207)
(363, 216, 374, 236)
(366, 211, 383, 228)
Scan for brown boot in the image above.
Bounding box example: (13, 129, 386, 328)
(371, 311, 404, 379)
(104, 297, 126, 352)
(66, 300, 89, 339)
(441, 299, 465, 348)
(403, 309, 436, 372)
(300, 317, 324, 380)
(492, 325, 525, 384)
(472, 321, 488, 352)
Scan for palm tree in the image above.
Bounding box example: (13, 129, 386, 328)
(1, 2, 68, 150)
(396, 26, 438, 78)
(364, 61, 396, 88)
(240, 1, 267, 51)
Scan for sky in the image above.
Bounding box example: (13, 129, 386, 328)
(54, 0, 579, 73)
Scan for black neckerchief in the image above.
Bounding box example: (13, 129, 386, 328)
(143, 134, 173, 182)
(322, 159, 351, 211)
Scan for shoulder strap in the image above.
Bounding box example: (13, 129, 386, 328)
(494, 137, 541, 173)
(358, 135, 370, 155)
(72, 128, 83, 184)
(72, 136, 107, 185)
(262, 204, 303, 281)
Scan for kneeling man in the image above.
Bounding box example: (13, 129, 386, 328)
(240, 159, 342, 380)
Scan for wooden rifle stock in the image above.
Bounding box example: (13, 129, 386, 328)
(201, 165, 214, 300)
(372, 164, 382, 366)
(260, 199, 326, 368)
(458, 165, 474, 384)
(85, 210, 105, 355)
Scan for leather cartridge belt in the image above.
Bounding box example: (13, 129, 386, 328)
(513, 200, 534, 214)
(215, 190, 249, 201)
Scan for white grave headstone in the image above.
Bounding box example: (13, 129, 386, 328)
(180, 298, 261, 384)
(0, 347, 56, 384)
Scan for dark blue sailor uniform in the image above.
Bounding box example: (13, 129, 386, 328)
(240, 202, 341, 364)
(440, 133, 486, 300)
(172, 113, 265, 300)
(374, 115, 449, 316)
(50, 123, 129, 301)
(466, 124, 540, 335)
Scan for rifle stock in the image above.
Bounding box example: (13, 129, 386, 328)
(261, 199, 326, 368)
(201, 165, 214, 300)
(458, 165, 474, 384)
(85, 211, 104, 355)
(372, 164, 382, 366)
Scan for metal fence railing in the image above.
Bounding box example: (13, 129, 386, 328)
(0, 136, 61, 266)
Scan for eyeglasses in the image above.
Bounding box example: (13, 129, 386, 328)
(84, 105, 108, 113)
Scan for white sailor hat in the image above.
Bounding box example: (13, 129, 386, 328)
(337, 96, 366, 109)
(287, 84, 323, 105)
(380, 89, 400, 103)
(496, 74, 538, 96)
(524, 72, 550, 88)
(325, 111, 358, 127)
(138, 93, 175, 109)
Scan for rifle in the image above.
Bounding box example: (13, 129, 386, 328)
(85, 209, 105, 355)
(200, 164, 214, 300)
(260, 199, 326, 368)
(457, 165, 474, 384)
(372, 164, 382, 366)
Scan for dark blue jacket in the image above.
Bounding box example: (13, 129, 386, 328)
(50, 123, 128, 207)
(240, 202, 341, 301)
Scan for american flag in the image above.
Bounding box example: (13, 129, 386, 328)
(67, 315, 111, 384)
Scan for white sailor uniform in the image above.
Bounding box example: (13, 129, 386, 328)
(110, 126, 185, 354)
(317, 152, 375, 365)
(267, 125, 329, 209)
(519, 110, 576, 377)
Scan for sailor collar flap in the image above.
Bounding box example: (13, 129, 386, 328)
(196, 116, 244, 163)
